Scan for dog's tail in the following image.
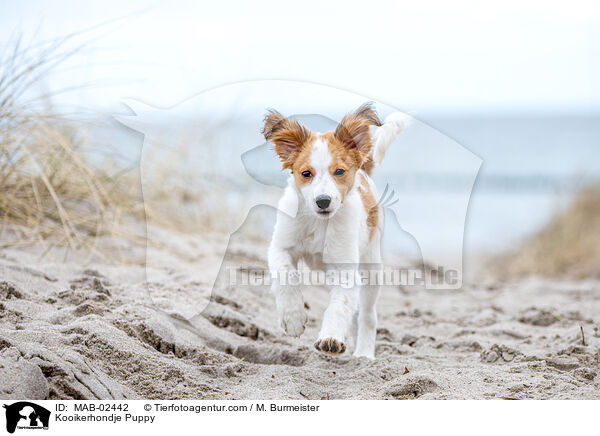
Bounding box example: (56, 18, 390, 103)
(370, 112, 412, 169)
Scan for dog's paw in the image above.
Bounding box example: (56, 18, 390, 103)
(314, 338, 347, 355)
(279, 307, 307, 337)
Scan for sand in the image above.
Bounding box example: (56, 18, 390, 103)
(1, 226, 599, 400)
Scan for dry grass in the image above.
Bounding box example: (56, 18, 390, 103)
(492, 183, 600, 280)
(0, 33, 140, 256)
(0, 31, 243, 261)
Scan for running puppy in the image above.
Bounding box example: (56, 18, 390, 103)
(263, 104, 409, 358)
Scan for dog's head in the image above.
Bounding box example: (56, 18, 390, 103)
(263, 104, 381, 219)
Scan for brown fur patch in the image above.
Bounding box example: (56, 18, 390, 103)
(289, 137, 317, 187)
(353, 104, 381, 176)
(334, 103, 381, 173)
(352, 103, 382, 127)
(319, 132, 362, 201)
(358, 172, 379, 242)
(262, 111, 315, 170)
(361, 156, 375, 175)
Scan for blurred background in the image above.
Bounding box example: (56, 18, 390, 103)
(1, 0, 598, 279)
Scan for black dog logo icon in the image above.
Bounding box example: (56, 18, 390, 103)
(3, 402, 50, 433)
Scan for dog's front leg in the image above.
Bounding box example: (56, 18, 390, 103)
(314, 265, 359, 355)
(268, 246, 307, 337)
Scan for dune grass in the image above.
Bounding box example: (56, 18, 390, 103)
(492, 183, 600, 279)
(0, 33, 139, 255)
(0, 31, 237, 260)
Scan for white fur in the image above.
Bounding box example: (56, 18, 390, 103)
(301, 137, 343, 217)
(268, 112, 407, 359)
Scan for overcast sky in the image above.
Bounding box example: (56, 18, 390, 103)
(1, 0, 599, 113)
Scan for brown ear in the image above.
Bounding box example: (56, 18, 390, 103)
(334, 103, 381, 161)
(352, 102, 382, 127)
(262, 110, 312, 169)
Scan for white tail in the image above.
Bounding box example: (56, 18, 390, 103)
(372, 112, 412, 167)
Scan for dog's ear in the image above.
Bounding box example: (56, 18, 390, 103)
(352, 102, 382, 127)
(262, 110, 312, 169)
(334, 103, 381, 162)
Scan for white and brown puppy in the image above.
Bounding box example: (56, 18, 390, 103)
(263, 104, 409, 359)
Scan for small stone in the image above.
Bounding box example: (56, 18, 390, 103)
(482, 350, 499, 363)
(401, 334, 418, 346)
(518, 308, 558, 327)
(501, 352, 515, 362)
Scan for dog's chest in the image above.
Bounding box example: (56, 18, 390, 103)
(293, 218, 329, 255)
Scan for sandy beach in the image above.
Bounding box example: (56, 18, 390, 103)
(2, 223, 599, 400)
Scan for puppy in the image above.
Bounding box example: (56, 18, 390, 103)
(263, 104, 409, 358)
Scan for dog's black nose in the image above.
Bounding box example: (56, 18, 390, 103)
(315, 195, 331, 210)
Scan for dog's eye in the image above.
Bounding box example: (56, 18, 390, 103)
(334, 169, 345, 176)
(301, 170, 312, 178)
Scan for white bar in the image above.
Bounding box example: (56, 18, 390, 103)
(2, 400, 595, 436)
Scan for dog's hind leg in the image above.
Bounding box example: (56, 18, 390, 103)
(347, 309, 358, 351)
(354, 237, 383, 359)
(354, 280, 380, 359)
